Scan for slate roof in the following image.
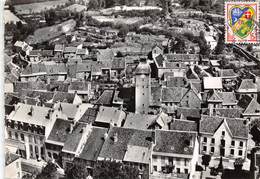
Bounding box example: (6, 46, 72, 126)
(76, 62, 92, 72)
(45, 63, 67, 75)
(205, 108, 243, 118)
(63, 123, 87, 153)
(123, 113, 158, 130)
(78, 127, 108, 161)
(123, 145, 150, 164)
(14, 81, 47, 92)
(76, 48, 88, 55)
(54, 102, 79, 119)
(222, 92, 237, 105)
(162, 87, 188, 103)
(79, 108, 98, 124)
(29, 50, 42, 56)
(165, 54, 200, 62)
(47, 118, 71, 144)
(21, 63, 47, 75)
(19, 90, 54, 102)
(96, 49, 114, 61)
(170, 119, 197, 132)
(68, 81, 89, 91)
(41, 50, 54, 57)
(99, 127, 153, 161)
(47, 82, 69, 92)
(200, 115, 249, 139)
(153, 130, 196, 155)
(54, 44, 64, 52)
(237, 95, 253, 111)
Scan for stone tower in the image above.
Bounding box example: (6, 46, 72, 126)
(135, 58, 151, 114)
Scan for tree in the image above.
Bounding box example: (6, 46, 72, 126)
(65, 162, 89, 179)
(214, 33, 225, 54)
(93, 160, 139, 179)
(36, 161, 57, 179)
(202, 154, 211, 171)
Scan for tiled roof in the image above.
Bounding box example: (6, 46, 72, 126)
(238, 79, 257, 91)
(19, 90, 54, 102)
(10, 103, 51, 126)
(176, 107, 201, 119)
(14, 81, 47, 92)
(47, 82, 69, 92)
(237, 95, 253, 110)
(79, 108, 98, 124)
(78, 127, 108, 161)
(54, 44, 64, 52)
(123, 113, 157, 130)
(41, 50, 53, 57)
(52, 91, 75, 103)
(76, 62, 92, 72)
(99, 127, 153, 161)
(95, 90, 114, 106)
(5, 94, 20, 105)
(165, 54, 199, 62)
(45, 63, 67, 75)
(123, 145, 150, 164)
(200, 115, 248, 139)
(162, 87, 188, 102)
(153, 130, 196, 155)
(95, 106, 125, 125)
(205, 108, 242, 118)
(5, 152, 19, 166)
(68, 81, 89, 91)
(154, 54, 164, 68)
(47, 118, 71, 144)
(243, 98, 260, 114)
(29, 50, 42, 56)
(53, 102, 79, 119)
(63, 123, 87, 153)
(112, 58, 125, 69)
(207, 90, 223, 102)
(219, 69, 237, 78)
(96, 49, 114, 61)
(150, 87, 162, 106)
(170, 119, 197, 132)
(166, 76, 187, 87)
(222, 92, 237, 105)
(64, 47, 77, 53)
(76, 49, 88, 55)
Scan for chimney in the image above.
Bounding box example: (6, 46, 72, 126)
(58, 103, 62, 111)
(69, 123, 74, 133)
(28, 106, 34, 116)
(113, 132, 118, 143)
(103, 132, 108, 140)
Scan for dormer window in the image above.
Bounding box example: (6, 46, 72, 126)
(222, 131, 225, 136)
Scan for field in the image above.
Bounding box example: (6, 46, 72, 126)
(14, 0, 69, 14)
(4, 10, 26, 24)
(63, 4, 88, 12)
(92, 16, 143, 25)
(26, 19, 76, 44)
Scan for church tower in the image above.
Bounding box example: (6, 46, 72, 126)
(135, 58, 151, 114)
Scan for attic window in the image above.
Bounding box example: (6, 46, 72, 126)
(170, 146, 174, 151)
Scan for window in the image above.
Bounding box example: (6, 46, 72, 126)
(16, 162, 19, 168)
(221, 139, 225, 147)
(231, 140, 235, 146)
(29, 135, 32, 143)
(211, 138, 215, 144)
(211, 147, 215, 153)
(53, 153, 58, 159)
(184, 169, 188, 174)
(161, 166, 166, 172)
(238, 150, 243, 156)
(184, 159, 187, 166)
(203, 137, 207, 143)
(203, 146, 207, 152)
(8, 131, 12, 139)
(15, 132, 18, 140)
(48, 152, 52, 158)
(177, 168, 180, 174)
(153, 156, 157, 162)
(20, 134, 24, 141)
(139, 164, 143, 171)
(153, 166, 157, 172)
(230, 149, 234, 155)
(239, 141, 243, 147)
(222, 131, 225, 136)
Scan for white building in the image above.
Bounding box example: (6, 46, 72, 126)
(135, 58, 151, 114)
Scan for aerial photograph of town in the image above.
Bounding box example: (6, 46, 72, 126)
(3, 0, 260, 178)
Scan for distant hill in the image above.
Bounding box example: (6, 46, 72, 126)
(7, 0, 64, 5)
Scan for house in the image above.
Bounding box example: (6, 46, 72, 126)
(76, 48, 89, 58)
(45, 118, 71, 164)
(5, 151, 22, 179)
(94, 106, 126, 128)
(68, 81, 91, 102)
(75, 62, 92, 80)
(152, 45, 164, 60)
(111, 57, 126, 80)
(151, 130, 199, 178)
(14, 41, 33, 55)
(237, 95, 260, 121)
(20, 63, 47, 82)
(203, 77, 223, 91)
(45, 63, 67, 81)
(199, 115, 249, 162)
(61, 123, 91, 169)
(29, 50, 42, 62)
(98, 127, 154, 179)
(237, 79, 257, 99)
(165, 54, 200, 65)
(75, 127, 108, 169)
(64, 47, 77, 59)
(54, 44, 64, 57)
(5, 103, 58, 160)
